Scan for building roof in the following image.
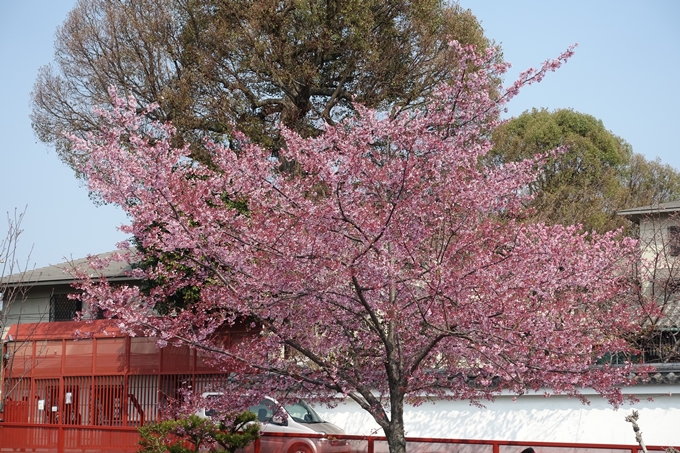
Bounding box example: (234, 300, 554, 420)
(635, 363, 680, 385)
(1, 250, 137, 287)
(618, 200, 680, 221)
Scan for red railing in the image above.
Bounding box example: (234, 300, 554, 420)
(0, 424, 675, 453)
(0, 423, 140, 453)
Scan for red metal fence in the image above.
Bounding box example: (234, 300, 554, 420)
(0, 427, 674, 453)
(0, 424, 140, 452)
(1, 320, 247, 428)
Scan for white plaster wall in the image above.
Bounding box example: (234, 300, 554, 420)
(638, 213, 679, 266)
(313, 386, 680, 446)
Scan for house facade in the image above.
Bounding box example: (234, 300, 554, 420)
(618, 200, 680, 363)
(1, 251, 136, 330)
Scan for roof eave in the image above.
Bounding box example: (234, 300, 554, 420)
(2, 276, 140, 288)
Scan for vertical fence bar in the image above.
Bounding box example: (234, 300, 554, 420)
(29, 341, 36, 424)
(58, 425, 64, 453)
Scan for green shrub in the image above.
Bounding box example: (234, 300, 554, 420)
(138, 412, 260, 453)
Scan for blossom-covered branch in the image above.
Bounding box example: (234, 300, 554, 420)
(69, 44, 643, 453)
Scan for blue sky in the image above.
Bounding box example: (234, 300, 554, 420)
(1, 1, 679, 270)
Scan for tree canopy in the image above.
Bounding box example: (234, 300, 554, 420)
(69, 45, 647, 453)
(32, 0, 497, 173)
(488, 108, 680, 233)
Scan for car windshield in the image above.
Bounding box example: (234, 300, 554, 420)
(249, 399, 279, 422)
(205, 394, 221, 417)
(284, 400, 324, 424)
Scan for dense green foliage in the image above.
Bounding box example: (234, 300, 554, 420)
(488, 108, 680, 233)
(137, 413, 259, 453)
(32, 0, 497, 172)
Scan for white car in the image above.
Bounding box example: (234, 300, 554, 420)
(199, 393, 350, 453)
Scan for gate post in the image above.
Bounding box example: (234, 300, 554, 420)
(58, 425, 64, 453)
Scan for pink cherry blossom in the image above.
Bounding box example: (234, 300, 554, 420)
(68, 44, 645, 453)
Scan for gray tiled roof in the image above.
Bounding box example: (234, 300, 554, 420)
(618, 200, 680, 219)
(1, 250, 137, 287)
(633, 363, 680, 385)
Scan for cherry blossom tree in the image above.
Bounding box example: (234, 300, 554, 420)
(70, 44, 645, 453)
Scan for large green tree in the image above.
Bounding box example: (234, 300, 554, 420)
(32, 0, 497, 173)
(488, 108, 680, 233)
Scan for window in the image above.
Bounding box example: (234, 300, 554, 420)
(49, 294, 82, 322)
(669, 225, 680, 257)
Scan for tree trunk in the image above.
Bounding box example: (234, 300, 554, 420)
(383, 409, 407, 453)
